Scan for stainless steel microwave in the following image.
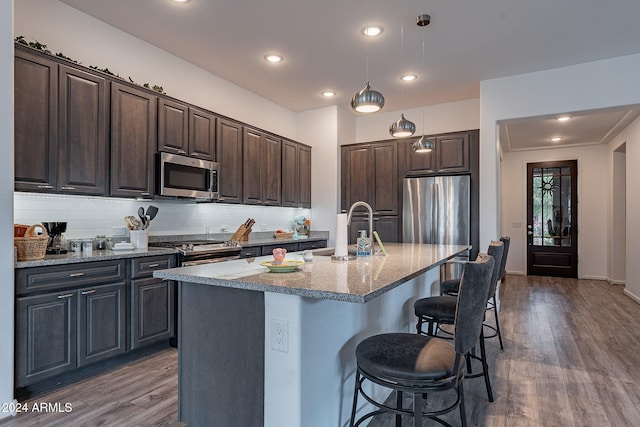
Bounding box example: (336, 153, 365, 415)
(158, 152, 219, 200)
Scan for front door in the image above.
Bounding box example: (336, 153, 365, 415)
(527, 160, 578, 277)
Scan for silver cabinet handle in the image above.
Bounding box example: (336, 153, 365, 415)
(69, 272, 85, 277)
(61, 186, 76, 190)
(81, 289, 96, 295)
(57, 293, 74, 299)
(37, 185, 54, 189)
(148, 263, 160, 268)
(140, 192, 150, 197)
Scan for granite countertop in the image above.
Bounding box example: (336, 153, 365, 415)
(15, 247, 179, 269)
(153, 243, 469, 303)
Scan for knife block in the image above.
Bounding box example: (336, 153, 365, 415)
(231, 224, 252, 242)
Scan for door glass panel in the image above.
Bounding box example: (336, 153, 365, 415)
(531, 166, 572, 247)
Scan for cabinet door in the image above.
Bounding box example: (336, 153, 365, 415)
(189, 107, 216, 161)
(374, 216, 400, 243)
(341, 145, 372, 211)
(58, 65, 109, 195)
(281, 140, 298, 207)
(14, 49, 58, 192)
(157, 97, 188, 155)
(78, 283, 126, 367)
(216, 118, 243, 203)
(372, 142, 398, 215)
(297, 144, 312, 208)
(243, 128, 263, 205)
(405, 140, 436, 176)
(16, 291, 77, 386)
(131, 277, 175, 350)
(110, 83, 157, 198)
(436, 133, 469, 173)
(263, 134, 282, 206)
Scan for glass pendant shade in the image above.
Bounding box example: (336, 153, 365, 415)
(413, 135, 435, 153)
(389, 114, 416, 137)
(351, 82, 385, 113)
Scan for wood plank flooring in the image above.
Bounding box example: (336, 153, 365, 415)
(369, 275, 640, 426)
(1, 275, 640, 426)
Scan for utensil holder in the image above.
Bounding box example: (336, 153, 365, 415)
(129, 230, 148, 249)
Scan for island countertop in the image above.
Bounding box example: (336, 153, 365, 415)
(153, 243, 468, 303)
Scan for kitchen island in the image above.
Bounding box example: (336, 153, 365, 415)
(153, 243, 468, 427)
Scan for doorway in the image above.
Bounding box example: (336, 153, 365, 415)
(526, 160, 578, 277)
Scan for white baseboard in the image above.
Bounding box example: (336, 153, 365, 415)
(505, 270, 525, 276)
(624, 288, 640, 305)
(578, 275, 608, 281)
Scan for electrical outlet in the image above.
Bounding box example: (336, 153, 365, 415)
(111, 226, 126, 237)
(271, 319, 289, 352)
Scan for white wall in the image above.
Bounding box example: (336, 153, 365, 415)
(611, 144, 626, 285)
(0, 0, 14, 418)
(297, 106, 342, 246)
(481, 53, 640, 289)
(501, 145, 609, 279)
(355, 98, 480, 143)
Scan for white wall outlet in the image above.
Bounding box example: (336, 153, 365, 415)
(221, 224, 228, 232)
(271, 319, 289, 353)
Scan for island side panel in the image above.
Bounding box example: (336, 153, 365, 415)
(178, 281, 265, 427)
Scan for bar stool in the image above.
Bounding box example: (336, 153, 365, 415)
(441, 236, 510, 350)
(349, 254, 495, 427)
(413, 241, 504, 402)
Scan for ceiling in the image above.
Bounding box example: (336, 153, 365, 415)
(59, 0, 640, 150)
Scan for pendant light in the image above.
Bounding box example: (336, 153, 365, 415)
(351, 82, 385, 113)
(413, 14, 433, 153)
(389, 19, 415, 137)
(390, 114, 416, 137)
(351, 1, 385, 114)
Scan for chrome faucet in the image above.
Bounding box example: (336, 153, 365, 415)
(346, 201, 374, 254)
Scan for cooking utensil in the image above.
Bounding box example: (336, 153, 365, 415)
(125, 216, 142, 230)
(138, 207, 147, 230)
(146, 205, 159, 221)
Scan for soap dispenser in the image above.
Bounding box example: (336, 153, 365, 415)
(357, 230, 371, 256)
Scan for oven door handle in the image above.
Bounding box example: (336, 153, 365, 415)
(182, 255, 241, 267)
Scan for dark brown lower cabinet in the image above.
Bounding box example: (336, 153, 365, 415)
(16, 281, 126, 386)
(130, 277, 175, 350)
(348, 216, 399, 245)
(16, 291, 77, 386)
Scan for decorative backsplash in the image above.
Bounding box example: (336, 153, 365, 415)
(14, 193, 311, 240)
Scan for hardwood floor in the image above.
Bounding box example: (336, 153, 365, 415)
(2, 275, 640, 426)
(0, 349, 183, 427)
(368, 275, 640, 426)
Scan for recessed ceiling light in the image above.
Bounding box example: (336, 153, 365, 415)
(550, 137, 563, 142)
(321, 91, 336, 97)
(171, 0, 190, 3)
(401, 74, 417, 82)
(264, 54, 283, 63)
(361, 25, 384, 37)
(557, 116, 571, 122)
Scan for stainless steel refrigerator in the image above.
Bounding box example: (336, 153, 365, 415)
(403, 175, 471, 276)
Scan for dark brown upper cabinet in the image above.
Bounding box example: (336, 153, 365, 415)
(341, 141, 398, 215)
(405, 131, 471, 176)
(110, 82, 157, 198)
(58, 65, 109, 195)
(14, 48, 59, 193)
(282, 140, 311, 208)
(157, 98, 216, 161)
(243, 128, 282, 206)
(216, 118, 243, 203)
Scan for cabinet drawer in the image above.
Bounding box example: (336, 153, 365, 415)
(131, 255, 176, 279)
(298, 240, 327, 251)
(261, 243, 298, 256)
(16, 260, 125, 296)
(239, 247, 261, 258)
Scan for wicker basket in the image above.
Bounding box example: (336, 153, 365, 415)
(15, 224, 49, 261)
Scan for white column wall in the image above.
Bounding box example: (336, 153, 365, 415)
(481, 53, 640, 288)
(0, 0, 14, 418)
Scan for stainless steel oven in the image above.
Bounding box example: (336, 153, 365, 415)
(158, 152, 219, 200)
(149, 239, 242, 266)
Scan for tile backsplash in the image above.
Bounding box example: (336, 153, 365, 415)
(14, 192, 312, 240)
